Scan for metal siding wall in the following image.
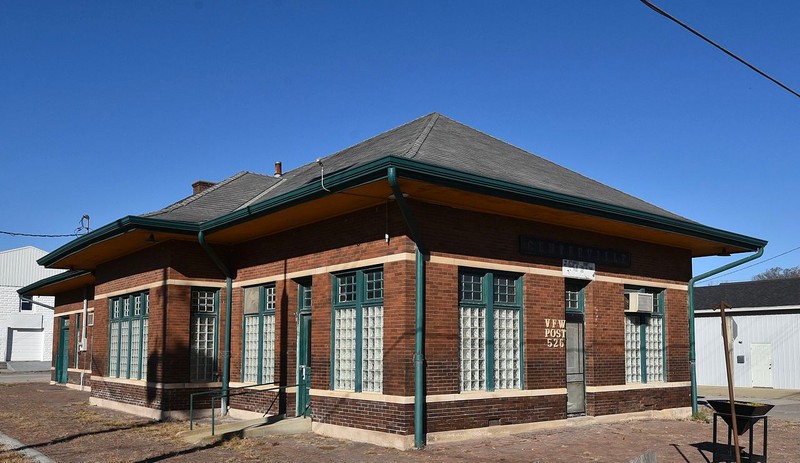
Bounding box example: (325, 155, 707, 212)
(696, 312, 800, 389)
(0, 246, 63, 287)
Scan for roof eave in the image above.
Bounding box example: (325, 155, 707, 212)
(18, 270, 93, 296)
(38, 216, 200, 268)
(40, 155, 765, 270)
(202, 155, 765, 253)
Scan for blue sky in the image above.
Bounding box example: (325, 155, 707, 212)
(1, 1, 798, 284)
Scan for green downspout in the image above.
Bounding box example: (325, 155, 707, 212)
(387, 166, 427, 449)
(198, 231, 233, 415)
(688, 246, 764, 415)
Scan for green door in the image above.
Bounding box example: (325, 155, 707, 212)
(297, 312, 311, 417)
(55, 318, 70, 384)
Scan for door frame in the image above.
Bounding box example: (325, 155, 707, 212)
(750, 343, 773, 388)
(565, 280, 587, 416)
(55, 317, 70, 384)
(296, 279, 312, 417)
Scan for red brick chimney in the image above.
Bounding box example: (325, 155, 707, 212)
(274, 161, 283, 178)
(192, 180, 215, 195)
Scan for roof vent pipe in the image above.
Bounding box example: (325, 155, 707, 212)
(274, 161, 283, 177)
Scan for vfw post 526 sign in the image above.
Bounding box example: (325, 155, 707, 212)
(545, 318, 566, 348)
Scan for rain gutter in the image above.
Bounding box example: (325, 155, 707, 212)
(198, 230, 233, 415)
(387, 166, 427, 449)
(18, 296, 54, 310)
(688, 246, 764, 415)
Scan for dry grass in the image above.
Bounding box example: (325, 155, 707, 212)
(133, 420, 187, 444)
(0, 446, 33, 463)
(219, 436, 264, 459)
(72, 408, 104, 424)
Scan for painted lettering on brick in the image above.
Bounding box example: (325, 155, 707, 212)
(544, 318, 566, 348)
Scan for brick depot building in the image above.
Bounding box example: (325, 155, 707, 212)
(20, 114, 764, 449)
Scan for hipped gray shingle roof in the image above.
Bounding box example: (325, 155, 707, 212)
(695, 278, 800, 310)
(143, 113, 689, 224)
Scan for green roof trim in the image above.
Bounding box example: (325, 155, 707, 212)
(39, 155, 766, 269)
(384, 156, 767, 251)
(17, 269, 92, 296)
(38, 215, 199, 267)
(203, 155, 766, 252)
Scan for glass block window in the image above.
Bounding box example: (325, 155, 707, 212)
(190, 288, 218, 382)
(108, 291, 149, 380)
(362, 305, 383, 393)
(332, 267, 384, 392)
(459, 269, 523, 392)
(624, 288, 665, 384)
(624, 315, 642, 383)
(494, 307, 520, 389)
(645, 317, 664, 382)
(459, 306, 486, 392)
(334, 308, 357, 391)
(242, 284, 277, 384)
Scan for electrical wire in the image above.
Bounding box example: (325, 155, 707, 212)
(640, 0, 800, 99)
(0, 230, 81, 238)
(705, 244, 800, 282)
(1, 214, 90, 238)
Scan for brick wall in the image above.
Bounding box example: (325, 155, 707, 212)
(587, 386, 690, 416)
(52, 199, 693, 435)
(427, 395, 566, 433)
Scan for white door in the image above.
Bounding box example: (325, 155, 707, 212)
(8, 329, 44, 361)
(751, 343, 773, 388)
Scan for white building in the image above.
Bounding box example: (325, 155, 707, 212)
(0, 246, 63, 367)
(695, 278, 800, 390)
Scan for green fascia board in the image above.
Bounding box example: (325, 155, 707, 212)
(17, 269, 92, 296)
(200, 156, 396, 233)
(39, 155, 766, 270)
(386, 156, 767, 251)
(38, 215, 200, 268)
(201, 155, 766, 252)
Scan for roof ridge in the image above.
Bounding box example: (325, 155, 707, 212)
(437, 114, 690, 222)
(237, 177, 287, 210)
(143, 171, 252, 217)
(404, 113, 440, 159)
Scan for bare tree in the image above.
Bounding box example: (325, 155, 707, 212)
(752, 266, 800, 280)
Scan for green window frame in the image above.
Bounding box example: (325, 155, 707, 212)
(331, 267, 383, 393)
(299, 279, 312, 314)
(241, 284, 277, 384)
(459, 269, 524, 392)
(624, 287, 666, 384)
(190, 288, 219, 382)
(108, 291, 149, 380)
(565, 281, 585, 314)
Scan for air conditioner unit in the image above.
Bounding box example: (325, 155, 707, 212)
(625, 293, 654, 313)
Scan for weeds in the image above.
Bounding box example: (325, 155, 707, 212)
(691, 408, 711, 423)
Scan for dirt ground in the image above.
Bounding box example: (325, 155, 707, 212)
(1, 382, 798, 463)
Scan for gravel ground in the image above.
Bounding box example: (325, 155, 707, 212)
(1, 382, 798, 463)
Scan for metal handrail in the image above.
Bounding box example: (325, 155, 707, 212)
(189, 382, 301, 435)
